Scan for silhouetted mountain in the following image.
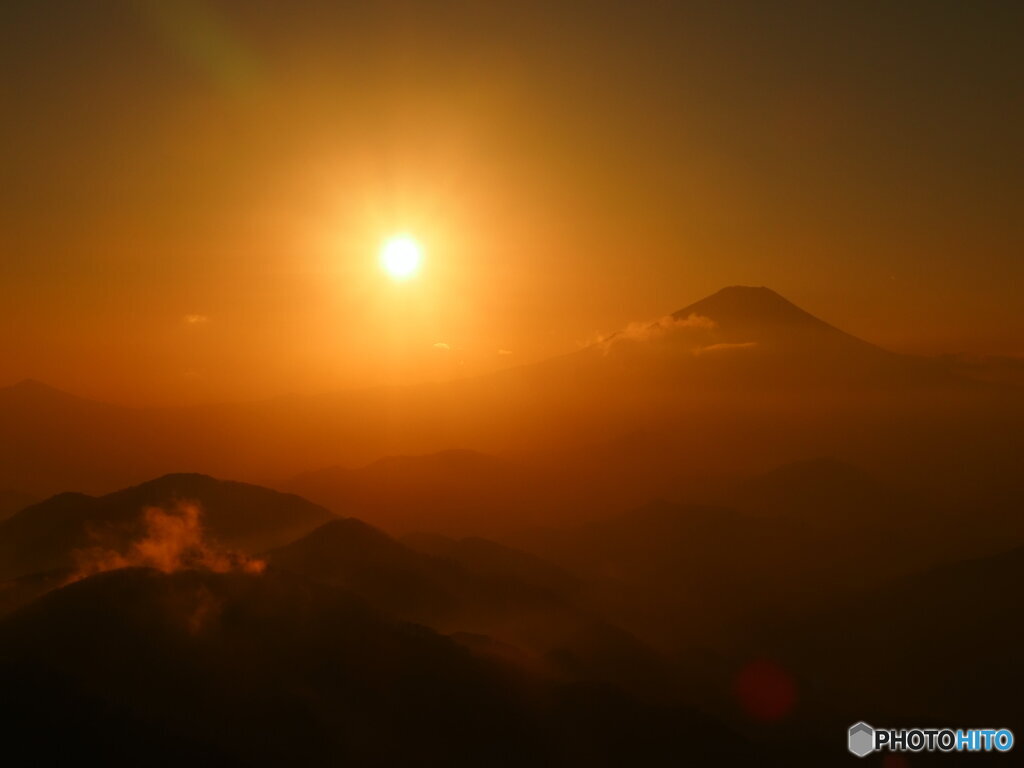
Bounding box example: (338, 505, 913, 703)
(0, 474, 333, 580)
(0, 488, 35, 521)
(0, 379, 144, 494)
(266, 518, 667, 691)
(509, 459, 968, 649)
(0, 566, 757, 766)
(266, 518, 462, 621)
(404, 532, 580, 596)
(0, 377, 99, 407)
(943, 352, 1024, 386)
(589, 285, 951, 391)
(1, 287, 1020, 519)
(730, 457, 911, 518)
(673, 286, 873, 349)
(0, 567, 541, 766)
(750, 542, 1024, 728)
(0, 569, 65, 617)
(287, 449, 537, 534)
(735, 457, 1024, 561)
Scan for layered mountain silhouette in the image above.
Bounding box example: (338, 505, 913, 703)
(729, 456, 911, 520)
(0, 474, 333, 581)
(404, 532, 579, 596)
(1, 455, 1021, 765)
(1, 287, 1020, 766)
(1, 286, 1020, 527)
(508, 458, 971, 649)
(0, 563, 756, 766)
(265, 517, 668, 691)
(0, 567, 550, 766)
(286, 449, 537, 534)
(0, 488, 35, 521)
(748, 542, 1024, 729)
(0, 469, 666, 690)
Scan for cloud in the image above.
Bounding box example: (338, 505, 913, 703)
(183, 314, 209, 326)
(497, 349, 513, 356)
(693, 341, 758, 355)
(597, 313, 718, 349)
(670, 313, 718, 330)
(66, 501, 265, 585)
(433, 342, 451, 351)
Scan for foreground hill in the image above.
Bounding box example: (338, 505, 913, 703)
(745, 542, 1024, 730)
(0, 474, 333, 581)
(265, 518, 666, 692)
(1, 466, 1020, 764)
(0, 469, 669, 692)
(0, 567, 756, 767)
(0, 567, 543, 766)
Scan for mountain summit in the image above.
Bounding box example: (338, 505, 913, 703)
(670, 285, 875, 351)
(675, 286, 829, 329)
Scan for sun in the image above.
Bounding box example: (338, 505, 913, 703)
(380, 235, 423, 280)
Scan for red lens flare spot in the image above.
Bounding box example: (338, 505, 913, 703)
(733, 659, 797, 722)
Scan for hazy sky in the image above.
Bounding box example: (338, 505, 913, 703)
(2, 0, 1021, 404)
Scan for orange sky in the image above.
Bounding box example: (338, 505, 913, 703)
(2, 1, 1021, 405)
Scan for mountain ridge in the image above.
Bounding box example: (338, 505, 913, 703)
(0, 473, 335, 581)
(0, 286, 987, 408)
(0, 285, 1015, 503)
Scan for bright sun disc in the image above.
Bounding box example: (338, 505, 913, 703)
(380, 235, 423, 279)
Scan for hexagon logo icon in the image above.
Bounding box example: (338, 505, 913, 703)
(848, 722, 875, 757)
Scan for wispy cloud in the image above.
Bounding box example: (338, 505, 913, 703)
(433, 342, 451, 351)
(66, 502, 264, 585)
(497, 349, 513, 356)
(693, 341, 758, 355)
(183, 314, 210, 326)
(597, 313, 718, 349)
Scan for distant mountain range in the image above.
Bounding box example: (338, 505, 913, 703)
(286, 449, 540, 534)
(1, 286, 1020, 520)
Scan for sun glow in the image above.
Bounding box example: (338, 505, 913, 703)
(380, 235, 423, 280)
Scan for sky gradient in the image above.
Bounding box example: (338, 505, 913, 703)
(2, 0, 1021, 404)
